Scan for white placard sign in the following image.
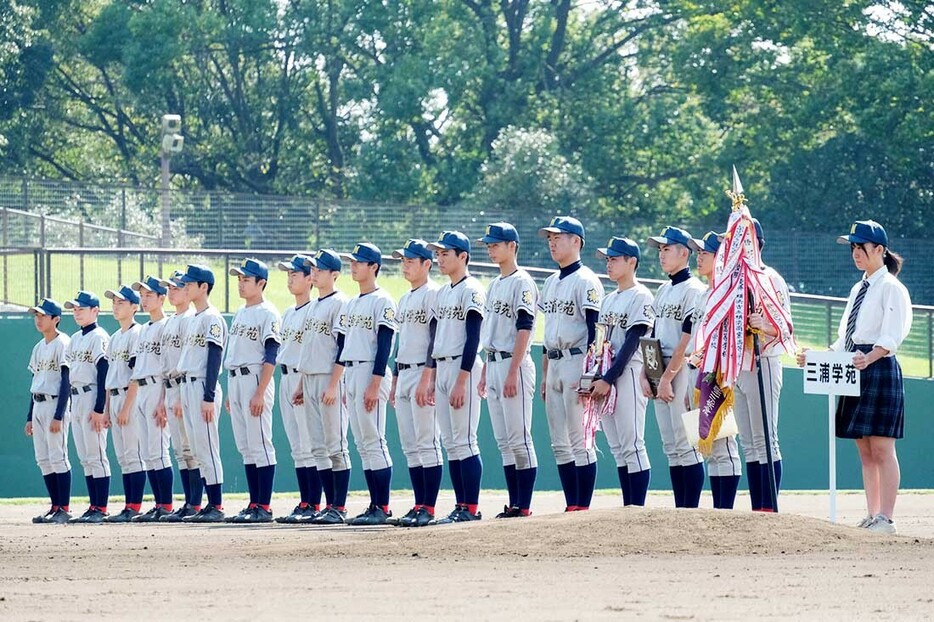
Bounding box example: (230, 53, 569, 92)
(803, 350, 861, 396)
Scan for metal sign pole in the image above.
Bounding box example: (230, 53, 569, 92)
(828, 394, 836, 523)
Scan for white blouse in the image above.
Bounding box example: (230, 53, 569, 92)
(830, 267, 912, 356)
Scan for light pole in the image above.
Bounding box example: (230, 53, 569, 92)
(160, 114, 184, 248)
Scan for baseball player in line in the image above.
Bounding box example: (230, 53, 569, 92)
(102, 285, 145, 522)
(275, 254, 322, 523)
(25, 299, 73, 524)
(644, 226, 707, 508)
(225, 259, 281, 524)
(337, 242, 398, 525)
(176, 264, 228, 523)
(389, 239, 443, 527)
(293, 250, 352, 525)
(158, 272, 203, 522)
(539, 216, 603, 512)
(477, 223, 539, 518)
(127, 277, 175, 522)
(427, 230, 486, 524)
(63, 291, 111, 523)
(590, 237, 655, 506)
(687, 232, 742, 509)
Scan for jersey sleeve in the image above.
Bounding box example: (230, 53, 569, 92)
(630, 289, 656, 329)
(376, 295, 398, 331)
(27, 343, 39, 374)
(464, 283, 485, 317)
(580, 274, 603, 313)
(95, 332, 110, 363)
(263, 308, 282, 344)
(515, 276, 538, 317)
(205, 315, 226, 348)
(58, 337, 70, 368)
(426, 287, 439, 321)
(333, 301, 349, 336)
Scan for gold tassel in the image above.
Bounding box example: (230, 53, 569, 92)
(697, 385, 735, 457)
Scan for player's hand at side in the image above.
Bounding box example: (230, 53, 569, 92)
(540, 378, 547, 400)
(364, 377, 381, 412)
(90, 411, 108, 432)
(477, 366, 487, 399)
(116, 407, 130, 427)
(450, 374, 468, 410)
(389, 377, 397, 408)
(292, 386, 304, 405)
(590, 378, 611, 400)
(50, 419, 62, 434)
(224, 399, 231, 414)
(795, 347, 810, 367)
(24, 421, 33, 437)
(201, 401, 216, 423)
(154, 404, 168, 428)
(322, 382, 339, 406)
(249, 391, 264, 417)
(173, 403, 183, 419)
(415, 373, 434, 407)
(639, 373, 654, 399)
(657, 377, 674, 403)
(503, 367, 520, 399)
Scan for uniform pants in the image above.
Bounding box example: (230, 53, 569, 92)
(280, 370, 314, 468)
(228, 367, 277, 467)
(110, 390, 145, 474)
(544, 353, 597, 466)
(134, 381, 172, 471)
(165, 381, 197, 470)
(31, 400, 71, 475)
(435, 357, 482, 461)
(601, 363, 650, 473)
(344, 365, 392, 471)
(486, 355, 537, 470)
(303, 373, 351, 472)
(181, 378, 224, 486)
(734, 357, 783, 464)
(652, 367, 703, 467)
(394, 365, 443, 468)
(71, 387, 111, 479)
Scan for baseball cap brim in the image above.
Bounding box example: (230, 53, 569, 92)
(29, 306, 53, 316)
(63, 300, 96, 309)
(837, 234, 876, 245)
(425, 242, 452, 252)
(131, 281, 163, 293)
(647, 236, 690, 249)
(537, 226, 564, 237)
(478, 235, 510, 244)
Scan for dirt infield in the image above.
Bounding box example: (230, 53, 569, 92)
(2, 491, 933, 620)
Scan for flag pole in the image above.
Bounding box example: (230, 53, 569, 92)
(752, 331, 779, 512)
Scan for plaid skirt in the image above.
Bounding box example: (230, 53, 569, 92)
(835, 348, 905, 439)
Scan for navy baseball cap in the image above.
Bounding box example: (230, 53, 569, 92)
(837, 220, 888, 247)
(305, 249, 342, 272)
(751, 218, 764, 244)
(688, 231, 723, 254)
(538, 216, 585, 244)
(392, 239, 434, 261)
(428, 231, 471, 253)
(105, 285, 140, 305)
(478, 222, 520, 244)
(158, 270, 185, 289)
(64, 291, 100, 309)
(132, 275, 168, 296)
(647, 226, 693, 250)
(278, 254, 313, 275)
(344, 242, 382, 265)
(229, 257, 269, 280)
(179, 264, 215, 285)
(29, 298, 63, 317)
(596, 237, 641, 261)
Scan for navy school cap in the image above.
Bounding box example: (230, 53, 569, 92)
(392, 239, 434, 261)
(596, 237, 641, 261)
(688, 231, 723, 254)
(278, 254, 313, 275)
(343, 242, 383, 265)
(478, 222, 519, 244)
(647, 226, 693, 250)
(64, 290, 100, 309)
(178, 264, 215, 286)
(538, 216, 585, 244)
(30, 298, 63, 317)
(427, 231, 471, 254)
(158, 270, 185, 289)
(837, 220, 888, 247)
(105, 285, 140, 305)
(229, 257, 270, 280)
(305, 249, 342, 272)
(132, 275, 168, 296)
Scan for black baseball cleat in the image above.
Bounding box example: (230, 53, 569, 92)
(132, 506, 171, 523)
(160, 504, 199, 522)
(392, 507, 419, 527)
(430, 505, 482, 525)
(408, 507, 435, 528)
(105, 508, 141, 523)
(495, 505, 522, 519)
(312, 507, 347, 525)
(276, 505, 309, 524)
(350, 505, 391, 526)
(183, 504, 225, 523)
(83, 508, 109, 524)
(33, 508, 56, 524)
(250, 507, 274, 523)
(225, 506, 256, 524)
(68, 507, 96, 524)
(49, 508, 73, 524)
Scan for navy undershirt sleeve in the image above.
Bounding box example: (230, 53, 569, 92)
(335, 333, 346, 365)
(373, 325, 393, 377)
(681, 317, 693, 335)
(460, 311, 482, 372)
(128, 356, 136, 370)
(601, 324, 649, 385)
(54, 367, 70, 421)
(203, 343, 222, 402)
(425, 319, 437, 369)
(94, 358, 108, 413)
(263, 338, 279, 366)
(585, 308, 599, 347)
(515, 309, 534, 332)
(26, 398, 34, 423)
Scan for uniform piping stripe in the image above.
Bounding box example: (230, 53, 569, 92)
(519, 361, 534, 466)
(629, 366, 647, 472)
(202, 381, 220, 484)
(256, 375, 273, 466)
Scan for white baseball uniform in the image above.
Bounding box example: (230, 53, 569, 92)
(131, 318, 171, 472)
(225, 301, 281, 468)
(106, 323, 143, 474)
(65, 325, 111, 479)
(278, 301, 313, 468)
(481, 269, 538, 470)
(28, 332, 72, 476)
(162, 309, 195, 469)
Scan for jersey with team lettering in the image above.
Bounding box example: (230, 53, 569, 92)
(653, 276, 706, 357)
(105, 324, 142, 390)
(177, 306, 227, 377)
(599, 282, 655, 363)
(161, 309, 193, 378)
(540, 267, 603, 350)
(432, 276, 486, 359)
(225, 301, 281, 369)
(396, 281, 439, 365)
(277, 301, 312, 368)
(29, 332, 70, 395)
(759, 265, 793, 358)
(336, 288, 397, 363)
(132, 317, 167, 380)
(65, 326, 110, 386)
(481, 269, 538, 353)
(298, 292, 347, 374)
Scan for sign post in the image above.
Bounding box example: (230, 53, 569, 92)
(802, 351, 861, 523)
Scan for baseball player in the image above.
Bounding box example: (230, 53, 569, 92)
(734, 219, 793, 511)
(293, 249, 351, 525)
(427, 230, 485, 524)
(62, 291, 111, 523)
(687, 232, 743, 509)
(224, 258, 281, 524)
(589, 237, 654, 506)
(336, 242, 398, 526)
(176, 264, 228, 523)
(102, 285, 144, 523)
(389, 239, 443, 527)
(25, 299, 73, 524)
(538, 216, 603, 512)
(126, 277, 175, 522)
(158, 271, 203, 522)
(274, 254, 321, 523)
(477, 223, 539, 518)
(644, 226, 708, 508)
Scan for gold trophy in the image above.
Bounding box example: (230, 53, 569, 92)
(578, 323, 611, 395)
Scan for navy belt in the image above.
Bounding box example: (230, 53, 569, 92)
(436, 355, 462, 362)
(32, 394, 57, 403)
(70, 385, 93, 396)
(343, 361, 369, 368)
(486, 350, 513, 363)
(546, 347, 584, 360)
(397, 362, 425, 371)
(136, 376, 159, 387)
(109, 387, 128, 396)
(229, 367, 252, 377)
(164, 376, 183, 388)
(280, 365, 299, 375)
(179, 375, 201, 383)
